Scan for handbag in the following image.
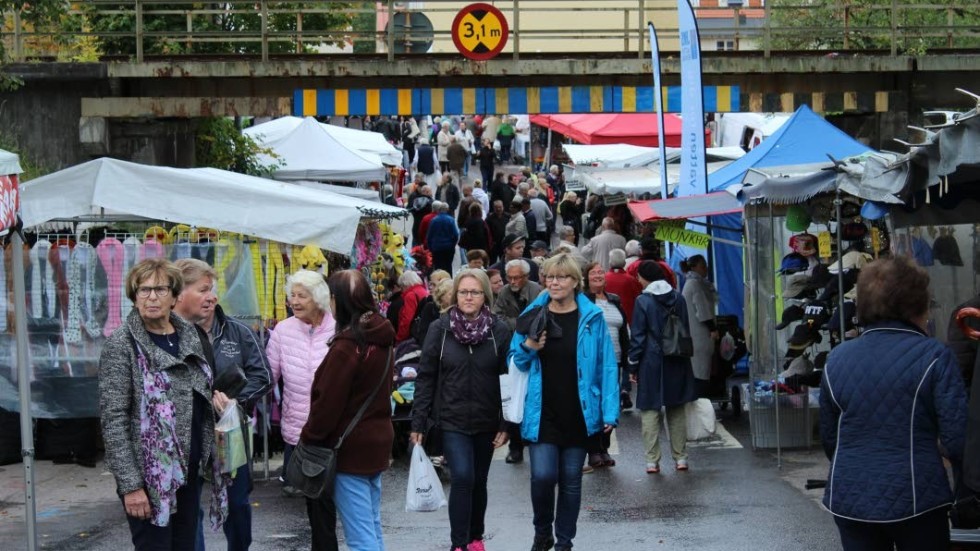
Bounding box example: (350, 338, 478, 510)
(286, 346, 392, 500)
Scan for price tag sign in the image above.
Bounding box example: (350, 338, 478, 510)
(451, 3, 509, 61)
(817, 231, 832, 259)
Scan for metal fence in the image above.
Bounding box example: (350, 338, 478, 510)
(2, 0, 978, 63)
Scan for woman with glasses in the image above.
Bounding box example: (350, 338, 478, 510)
(411, 269, 512, 551)
(99, 258, 228, 549)
(508, 253, 620, 551)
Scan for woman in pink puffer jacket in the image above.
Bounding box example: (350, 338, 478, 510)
(267, 270, 335, 494)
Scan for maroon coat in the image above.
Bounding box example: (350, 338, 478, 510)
(301, 312, 395, 475)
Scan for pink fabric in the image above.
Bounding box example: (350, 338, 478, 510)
(140, 239, 165, 260)
(97, 238, 125, 336)
(266, 314, 336, 445)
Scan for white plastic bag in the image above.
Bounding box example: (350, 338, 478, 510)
(685, 398, 717, 441)
(215, 404, 248, 473)
(500, 358, 529, 424)
(405, 444, 447, 512)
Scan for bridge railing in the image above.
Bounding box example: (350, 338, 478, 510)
(2, 0, 978, 63)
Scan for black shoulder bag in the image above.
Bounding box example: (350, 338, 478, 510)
(286, 346, 392, 500)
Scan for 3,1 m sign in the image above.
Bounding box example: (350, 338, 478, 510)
(451, 3, 509, 61)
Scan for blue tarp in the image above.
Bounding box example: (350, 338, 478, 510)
(670, 105, 873, 327)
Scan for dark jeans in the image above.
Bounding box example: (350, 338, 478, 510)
(282, 443, 294, 483)
(195, 463, 253, 551)
(528, 443, 587, 548)
(480, 166, 493, 188)
(506, 422, 524, 455)
(306, 493, 339, 551)
(499, 135, 513, 162)
(442, 431, 495, 547)
(432, 248, 455, 274)
(834, 507, 950, 551)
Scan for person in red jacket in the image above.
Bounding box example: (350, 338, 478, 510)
(604, 249, 643, 324)
(301, 269, 395, 551)
(395, 270, 430, 343)
(625, 237, 677, 289)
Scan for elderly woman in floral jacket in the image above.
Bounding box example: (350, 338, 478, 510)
(99, 258, 228, 550)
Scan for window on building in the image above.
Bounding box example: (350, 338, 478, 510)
(716, 40, 736, 51)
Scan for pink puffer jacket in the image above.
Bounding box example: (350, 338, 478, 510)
(267, 314, 336, 445)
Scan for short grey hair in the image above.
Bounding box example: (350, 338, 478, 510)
(435, 202, 450, 213)
(397, 270, 423, 288)
(625, 239, 641, 257)
(560, 225, 575, 240)
(609, 249, 627, 269)
(601, 217, 615, 230)
(527, 188, 539, 198)
(285, 270, 331, 312)
(504, 258, 531, 275)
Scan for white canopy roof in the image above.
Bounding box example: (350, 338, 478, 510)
(579, 161, 732, 196)
(19, 158, 406, 254)
(246, 116, 403, 166)
(291, 180, 381, 202)
(245, 117, 387, 182)
(0, 148, 22, 175)
(563, 144, 679, 168)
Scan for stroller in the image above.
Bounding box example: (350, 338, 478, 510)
(390, 339, 447, 474)
(703, 315, 747, 417)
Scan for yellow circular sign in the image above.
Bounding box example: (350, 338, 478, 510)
(451, 3, 509, 61)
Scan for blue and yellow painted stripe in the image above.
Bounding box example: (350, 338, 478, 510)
(292, 85, 741, 116)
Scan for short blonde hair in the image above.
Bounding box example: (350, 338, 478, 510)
(452, 268, 494, 310)
(429, 269, 451, 286)
(432, 278, 455, 311)
(540, 252, 584, 291)
(126, 258, 183, 303)
(174, 258, 217, 287)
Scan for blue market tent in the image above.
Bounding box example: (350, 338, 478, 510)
(670, 105, 873, 326)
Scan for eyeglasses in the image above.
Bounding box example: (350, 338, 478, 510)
(457, 290, 485, 298)
(137, 285, 171, 298)
(544, 274, 574, 282)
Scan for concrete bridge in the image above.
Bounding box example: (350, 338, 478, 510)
(3, 0, 980, 170)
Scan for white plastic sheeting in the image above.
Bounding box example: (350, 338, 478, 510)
(19, 158, 406, 254)
(246, 116, 403, 166)
(0, 148, 22, 176)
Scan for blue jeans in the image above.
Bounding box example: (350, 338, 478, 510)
(334, 473, 385, 551)
(195, 464, 252, 551)
(528, 443, 587, 548)
(442, 431, 494, 547)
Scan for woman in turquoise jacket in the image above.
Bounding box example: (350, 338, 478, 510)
(508, 253, 620, 551)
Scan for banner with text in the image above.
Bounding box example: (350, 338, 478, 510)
(677, 0, 706, 198)
(655, 225, 711, 249)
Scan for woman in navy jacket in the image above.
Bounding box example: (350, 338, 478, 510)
(820, 256, 967, 549)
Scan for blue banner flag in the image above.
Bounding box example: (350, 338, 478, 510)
(677, 0, 707, 197)
(647, 23, 669, 202)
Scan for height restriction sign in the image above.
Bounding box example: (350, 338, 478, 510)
(451, 3, 509, 61)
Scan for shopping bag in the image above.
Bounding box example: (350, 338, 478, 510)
(500, 358, 528, 424)
(685, 398, 717, 441)
(215, 404, 248, 474)
(405, 444, 447, 512)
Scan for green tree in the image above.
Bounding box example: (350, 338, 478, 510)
(767, 0, 980, 53)
(82, 2, 355, 56)
(195, 118, 281, 177)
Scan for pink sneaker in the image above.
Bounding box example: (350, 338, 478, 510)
(468, 539, 487, 551)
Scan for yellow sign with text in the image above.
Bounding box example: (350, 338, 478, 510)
(654, 226, 711, 249)
(817, 231, 832, 258)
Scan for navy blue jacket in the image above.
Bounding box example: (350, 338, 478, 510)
(209, 305, 272, 411)
(426, 213, 459, 252)
(627, 282, 697, 410)
(820, 320, 967, 521)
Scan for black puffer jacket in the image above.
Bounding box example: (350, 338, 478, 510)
(411, 312, 512, 435)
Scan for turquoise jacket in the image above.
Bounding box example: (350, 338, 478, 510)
(507, 291, 620, 442)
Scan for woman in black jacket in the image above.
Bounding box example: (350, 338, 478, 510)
(583, 262, 629, 470)
(558, 192, 583, 246)
(411, 269, 513, 551)
(459, 202, 492, 255)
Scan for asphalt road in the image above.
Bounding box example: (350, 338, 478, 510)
(1, 408, 843, 551)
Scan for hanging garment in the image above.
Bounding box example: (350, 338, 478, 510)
(65, 243, 102, 344)
(249, 241, 286, 321)
(932, 234, 963, 266)
(29, 240, 56, 319)
(97, 238, 126, 336)
(214, 238, 238, 299)
(0, 243, 6, 332)
(140, 238, 166, 260)
(122, 237, 141, 322)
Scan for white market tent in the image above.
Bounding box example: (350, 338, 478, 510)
(20, 158, 406, 255)
(0, 148, 22, 175)
(563, 143, 679, 168)
(576, 161, 733, 196)
(291, 180, 382, 202)
(245, 116, 403, 166)
(244, 117, 387, 182)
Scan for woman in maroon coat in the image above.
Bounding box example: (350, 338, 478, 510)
(301, 269, 395, 551)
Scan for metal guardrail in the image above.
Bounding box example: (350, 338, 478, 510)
(2, 0, 978, 64)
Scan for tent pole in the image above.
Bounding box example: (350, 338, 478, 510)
(544, 128, 552, 173)
(12, 227, 38, 551)
(835, 190, 847, 342)
(769, 202, 781, 469)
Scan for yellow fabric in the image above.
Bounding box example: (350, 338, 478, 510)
(296, 245, 327, 271)
(144, 225, 171, 244)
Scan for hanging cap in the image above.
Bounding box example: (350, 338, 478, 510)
(785, 205, 812, 232)
(860, 201, 889, 220)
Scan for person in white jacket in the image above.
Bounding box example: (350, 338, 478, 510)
(266, 270, 336, 497)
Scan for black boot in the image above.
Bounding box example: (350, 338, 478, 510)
(530, 535, 555, 551)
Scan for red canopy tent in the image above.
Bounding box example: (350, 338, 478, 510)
(530, 113, 704, 147)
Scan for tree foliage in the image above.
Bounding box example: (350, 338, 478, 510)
(195, 118, 281, 177)
(768, 0, 980, 53)
(82, 2, 355, 56)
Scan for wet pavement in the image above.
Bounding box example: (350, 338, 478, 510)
(0, 406, 843, 550)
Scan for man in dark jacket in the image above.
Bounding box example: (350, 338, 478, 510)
(426, 202, 460, 273)
(488, 172, 514, 208)
(417, 142, 436, 176)
(409, 185, 434, 247)
(486, 200, 509, 264)
(435, 174, 461, 214)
